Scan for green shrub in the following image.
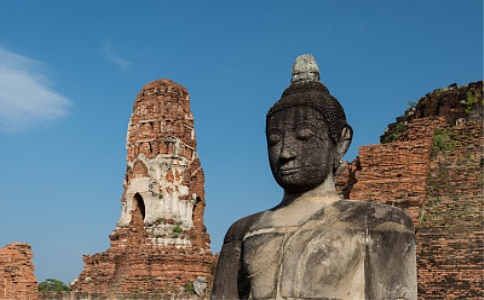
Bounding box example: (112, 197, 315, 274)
(433, 129, 456, 151)
(173, 223, 183, 233)
(383, 122, 406, 143)
(405, 99, 417, 108)
(38, 278, 71, 292)
(465, 87, 482, 115)
(186, 282, 195, 294)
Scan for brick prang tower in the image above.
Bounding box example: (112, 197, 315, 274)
(72, 79, 216, 294)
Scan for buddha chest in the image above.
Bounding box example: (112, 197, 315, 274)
(242, 212, 367, 299)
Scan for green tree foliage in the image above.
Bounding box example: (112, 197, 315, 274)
(38, 278, 71, 292)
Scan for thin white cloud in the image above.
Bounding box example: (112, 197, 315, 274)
(100, 40, 131, 72)
(0, 47, 73, 133)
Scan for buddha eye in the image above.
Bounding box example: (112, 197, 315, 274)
(297, 128, 315, 140)
(268, 134, 281, 146)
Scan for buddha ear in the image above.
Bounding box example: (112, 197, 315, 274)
(334, 125, 353, 168)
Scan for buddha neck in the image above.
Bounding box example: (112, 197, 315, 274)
(279, 176, 341, 207)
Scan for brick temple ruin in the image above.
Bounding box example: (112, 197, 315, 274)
(71, 79, 217, 294)
(335, 80, 483, 299)
(0, 242, 38, 300)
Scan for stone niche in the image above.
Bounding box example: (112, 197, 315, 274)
(72, 79, 216, 295)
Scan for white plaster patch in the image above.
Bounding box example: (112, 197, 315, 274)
(115, 137, 200, 247)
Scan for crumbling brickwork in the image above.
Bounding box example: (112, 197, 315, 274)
(336, 81, 483, 299)
(381, 81, 483, 144)
(417, 119, 483, 299)
(0, 242, 38, 300)
(71, 79, 216, 295)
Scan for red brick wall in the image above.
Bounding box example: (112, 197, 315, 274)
(72, 243, 216, 294)
(417, 228, 483, 299)
(416, 120, 483, 299)
(337, 117, 444, 227)
(0, 242, 38, 300)
(336, 81, 483, 299)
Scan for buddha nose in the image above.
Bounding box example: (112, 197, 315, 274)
(280, 137, 296, 161)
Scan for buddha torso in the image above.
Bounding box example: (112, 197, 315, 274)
(239, 196, 415, 300)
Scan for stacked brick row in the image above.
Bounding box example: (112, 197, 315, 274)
(422, 120, 483, 227)
(417, 228, 483, 299)
(417, 119, 483, 299)
(75, 246, 215, 294)
(0, 242, 38, 300)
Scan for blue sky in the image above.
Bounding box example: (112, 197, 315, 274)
(0, 1, 482, 285)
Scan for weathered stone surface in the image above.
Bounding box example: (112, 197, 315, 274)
(72, 79, 216, 294)
(335, 81, 483, 299)
(193, 276, 207, 295)
(212, 55, 416, 299)
(0, 242, 38, 300)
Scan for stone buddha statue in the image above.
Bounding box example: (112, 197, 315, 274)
(211, 54, 417, 300)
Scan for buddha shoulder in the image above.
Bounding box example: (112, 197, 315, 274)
(331, 200, 415, 231)
(222, 211, 266, 244)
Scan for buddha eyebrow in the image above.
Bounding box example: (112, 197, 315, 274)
(294, 121, 320, 130)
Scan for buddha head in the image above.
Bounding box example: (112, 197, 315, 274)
(266, 54, 353, 193)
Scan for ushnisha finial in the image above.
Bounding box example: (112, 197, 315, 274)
(291, 54, 320, 83)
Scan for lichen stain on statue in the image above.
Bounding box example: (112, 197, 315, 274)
(211, 54, 417, 299)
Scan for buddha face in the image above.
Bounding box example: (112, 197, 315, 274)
(266, 106, 335, 193)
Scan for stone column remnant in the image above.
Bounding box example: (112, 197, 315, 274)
(72, 79, 216, 294)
